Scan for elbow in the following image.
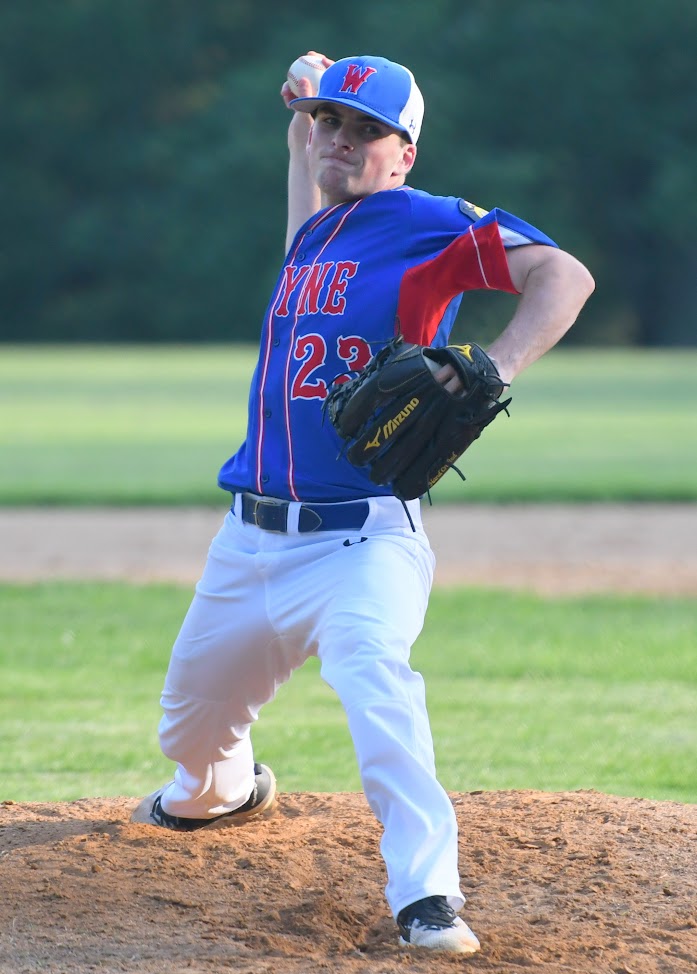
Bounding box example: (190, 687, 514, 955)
(539, 248, 595, 312)
(563, 250, 595, 302)
(578, 262, 596, 301)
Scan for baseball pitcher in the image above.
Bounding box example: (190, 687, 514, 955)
(132, 53, 594, 954)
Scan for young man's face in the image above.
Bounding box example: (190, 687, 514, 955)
(308, 104, 417, 205)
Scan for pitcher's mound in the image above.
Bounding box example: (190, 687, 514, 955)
(1, 790, 695, 973)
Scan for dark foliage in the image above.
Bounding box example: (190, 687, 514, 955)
(3, 1, 695, 344)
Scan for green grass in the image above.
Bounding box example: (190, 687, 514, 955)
(1, 344, 696, 503)
(0, 345, 252, 505)
(1, 582, 695, 804)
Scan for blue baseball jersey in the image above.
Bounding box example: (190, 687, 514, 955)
(218, 187, 557, 502)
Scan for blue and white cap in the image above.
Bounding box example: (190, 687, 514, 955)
(290, 55, 424, 144)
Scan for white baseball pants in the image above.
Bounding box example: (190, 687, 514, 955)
(156, 494, 464, 917)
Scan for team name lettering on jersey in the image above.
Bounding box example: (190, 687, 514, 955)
(276, 260, 359, 317)
(340, 64, 378, 94)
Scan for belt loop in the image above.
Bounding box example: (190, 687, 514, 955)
(285, 502, 301, 534)
(362, 497, 378, 533)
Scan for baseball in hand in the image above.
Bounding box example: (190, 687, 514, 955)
(287, 54, 326, 97)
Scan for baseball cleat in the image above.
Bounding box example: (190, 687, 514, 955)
(397, 895, 481, 954)
(130, 763, 277, 830)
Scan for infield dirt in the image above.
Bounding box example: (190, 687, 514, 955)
(2, 790, 696, 974)
(2, 502, 697, 595)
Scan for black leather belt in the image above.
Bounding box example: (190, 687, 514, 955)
(236, 493, 370, 533)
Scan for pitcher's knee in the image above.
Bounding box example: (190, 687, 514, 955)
(321, 650, 424, 711)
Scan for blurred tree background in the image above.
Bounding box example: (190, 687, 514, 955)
(2, 0, 695, 345)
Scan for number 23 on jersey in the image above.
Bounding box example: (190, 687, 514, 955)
(291, 334, 372, 400)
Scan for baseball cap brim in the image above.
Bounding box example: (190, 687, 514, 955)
(289, 95, 416, 142)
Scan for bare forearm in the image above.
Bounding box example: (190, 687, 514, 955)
(282, 60, 331, 253)
(286, 134, 321, 252)
(487, 247, 595, 384)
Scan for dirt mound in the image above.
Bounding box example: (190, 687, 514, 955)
(1, 790, 695, 973)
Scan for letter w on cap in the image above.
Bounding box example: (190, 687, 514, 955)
(340, 64, 378, 94)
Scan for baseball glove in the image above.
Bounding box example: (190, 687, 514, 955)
(324, 336, 511, 501)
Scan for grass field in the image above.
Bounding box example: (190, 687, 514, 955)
(1, 582, 695, 804)
(2, 346, 695, 808)
(1, 344, 696, 504)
